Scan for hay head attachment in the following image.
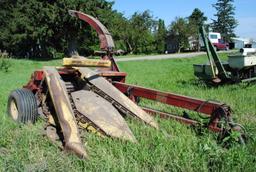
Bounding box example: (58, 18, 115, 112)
(40, 64, 158, 157)
(8, 10, 158, 158)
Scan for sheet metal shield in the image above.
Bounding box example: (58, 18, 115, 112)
(43, 67, 87, 158)
(71, 90, 136, 142)
(77, 67, 159, 129)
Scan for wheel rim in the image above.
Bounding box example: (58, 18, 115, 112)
(10, 99, 19, 120)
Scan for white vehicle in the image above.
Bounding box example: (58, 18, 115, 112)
(208, 32, 221, 44)
(208, 32, 228, 51)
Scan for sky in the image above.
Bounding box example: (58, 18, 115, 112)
(111, 0, 256, 39)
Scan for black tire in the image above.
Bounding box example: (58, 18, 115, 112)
(7, 88, 38, 124)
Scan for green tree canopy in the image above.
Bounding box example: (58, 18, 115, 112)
(188, 8, 208, 26)
(128, 10, 156, 54)
(169, 17, 190, 53)
(0, 0, 115, 58)
(155, 19, 167, 53)
(0, 0, 179, 57)
(188, 8, 208, 51)
(211, 0, 238, 42)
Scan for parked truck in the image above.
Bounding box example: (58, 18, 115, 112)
(208, 32, 229, 51)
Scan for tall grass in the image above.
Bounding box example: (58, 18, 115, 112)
(0, 54, 255, 171)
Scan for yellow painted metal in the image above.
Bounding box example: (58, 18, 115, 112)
(47, 114, 56, 126)
(63, 58, 111, 67)
(43, 66, 87, 158)
(78, 121, 104, 137)
(72, 90, 136, 142)
(77, 67, 159, 129)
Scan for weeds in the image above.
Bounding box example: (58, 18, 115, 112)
(0, 51, 12, 72)
(0, 53, 255, 171)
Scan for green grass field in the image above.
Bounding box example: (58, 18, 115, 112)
(0, 54, 255, 171)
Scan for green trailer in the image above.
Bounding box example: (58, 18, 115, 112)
(194, 26, 256, 84)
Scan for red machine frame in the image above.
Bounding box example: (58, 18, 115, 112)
(25, 67, 236, 135)
(24, 10, 243, 142)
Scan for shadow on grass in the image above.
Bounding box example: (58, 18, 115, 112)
(23, 57, 63, 62)
(177, 78, 256, 90)
(176, 79, 209, 89)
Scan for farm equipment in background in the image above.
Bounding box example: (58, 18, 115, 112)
(7, 11, 245, 159)
(194, 26, 256, 84)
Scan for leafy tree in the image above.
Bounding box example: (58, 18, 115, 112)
(103, 10, 133, 53)
(0, 0, 116, 58)
(128, 10, 156, 54)
(188, 8, 208, 51)
(0, 0, 165, 57)
(212, 0, 238, 42)
(155, 19, 167, 53)
(189, 8, 207, 26)
(169, 17, 190, 53)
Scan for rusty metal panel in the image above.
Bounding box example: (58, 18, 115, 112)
(63, 58, 111, 67)
(77, 67, 159, 129)
(43, 67, 87, 158)
(69, 10, 115, 50)
(71, 90, 136, 142)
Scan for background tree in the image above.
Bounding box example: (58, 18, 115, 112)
(0, 0, 116, 58)
(169, 17, 190, 53)
(155, 19, 167, 53)
(128, 10, 156, 54)
(1, 0, 190, 57)
(105, 11, 134, 53)
(188, 8, 207, 51)
(211, 0, 238, 42)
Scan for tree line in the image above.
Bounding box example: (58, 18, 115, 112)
(0, 0, 237, 58)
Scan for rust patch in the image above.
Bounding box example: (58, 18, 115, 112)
(155, 92, 167, 103)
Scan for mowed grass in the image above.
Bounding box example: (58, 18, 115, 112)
(0, 54, 255, 171)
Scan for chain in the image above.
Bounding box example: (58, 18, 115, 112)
(89, 84, 137, 118)
(64, 82, 104, 136)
